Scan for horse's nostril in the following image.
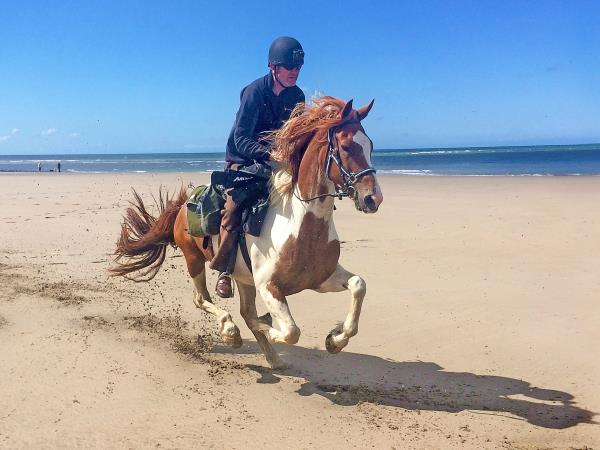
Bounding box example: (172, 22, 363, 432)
(364, 194, 376, 210)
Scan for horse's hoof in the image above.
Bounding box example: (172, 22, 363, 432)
(325, 333, 343, 354)
(269, 358, 288, 370)
(222, 325, 243, 348)
(231, 336, 243, 348)
(223, 333, 243, 348)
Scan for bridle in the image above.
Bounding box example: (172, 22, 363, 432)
(294, 119, 377, 202)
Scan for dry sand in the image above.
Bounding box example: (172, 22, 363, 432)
(0, 172, 598, 449)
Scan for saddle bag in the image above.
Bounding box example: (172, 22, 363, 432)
(186, 183, 225, 236)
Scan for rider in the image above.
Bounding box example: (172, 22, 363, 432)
(210, 36, 306, 298)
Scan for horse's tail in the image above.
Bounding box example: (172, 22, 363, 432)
(109, 187, 188, 281)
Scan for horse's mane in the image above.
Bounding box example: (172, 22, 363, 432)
(268, 96, 349, 181)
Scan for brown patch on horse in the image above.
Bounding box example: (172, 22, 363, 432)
(266, 282, 287, 305)
(296, 135, 331, 200)
(268, 212, 340, 297)
(173, 205, 212, 279)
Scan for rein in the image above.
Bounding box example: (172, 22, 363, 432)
(293, 119, 377, 203)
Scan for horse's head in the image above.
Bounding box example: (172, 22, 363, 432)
(324, 99, 383, 213)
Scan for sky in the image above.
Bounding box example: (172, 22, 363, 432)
(1, 0, 599, 155)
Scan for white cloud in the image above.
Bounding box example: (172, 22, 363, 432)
(70, 132, 80, 138)
(41, 128, 58, 136)
(0, 128, 19, 143)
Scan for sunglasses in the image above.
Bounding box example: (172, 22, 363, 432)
(280, 64, 302, 71)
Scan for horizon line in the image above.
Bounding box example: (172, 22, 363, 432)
(1, 142, 599, 157)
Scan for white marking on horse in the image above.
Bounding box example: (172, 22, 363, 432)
(352, 130, 373, 165)
(351, 129, 383, 207)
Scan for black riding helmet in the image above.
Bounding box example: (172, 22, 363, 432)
(268, 36, 304, 68)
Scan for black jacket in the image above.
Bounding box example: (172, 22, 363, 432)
(225, 73, 305, 165)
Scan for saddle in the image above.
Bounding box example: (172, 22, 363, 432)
(186, 167, 272, 270)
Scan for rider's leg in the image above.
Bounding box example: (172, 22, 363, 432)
(315, 264, 366, 353)
(209, 192, 241, 297)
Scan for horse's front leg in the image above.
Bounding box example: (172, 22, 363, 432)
(315, 264, 366, 354)
(255, 283, 301, 346)
(237, 282, 285, 369)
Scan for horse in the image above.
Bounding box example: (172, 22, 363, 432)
(110, 96, 383, 368)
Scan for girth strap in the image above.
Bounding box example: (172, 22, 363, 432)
(238, 232, 253, 274)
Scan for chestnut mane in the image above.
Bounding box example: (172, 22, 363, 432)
(268, 96, 349, 182)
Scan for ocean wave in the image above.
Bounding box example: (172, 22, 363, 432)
(7, 159, 68, 163)
(375, 144, 600, 158)
(378, 169, 434, 175)
(65, 169, 104, 173)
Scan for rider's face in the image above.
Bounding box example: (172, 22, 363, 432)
(274, 64, 301, 87)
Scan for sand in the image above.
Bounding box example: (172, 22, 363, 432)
(0, 172, 598, 449)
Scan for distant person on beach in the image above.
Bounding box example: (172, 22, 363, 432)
(210, 36, 305, 298)
(57, 162, 61, 172)
(37, 162, 42, 172)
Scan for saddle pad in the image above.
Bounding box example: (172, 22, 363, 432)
(186, 184, 225, 236)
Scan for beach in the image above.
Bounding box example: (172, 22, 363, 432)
(0, 172, 598, 448)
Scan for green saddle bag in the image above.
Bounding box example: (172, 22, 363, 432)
(186, 184, 226, 236)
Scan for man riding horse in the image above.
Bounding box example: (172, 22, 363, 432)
(210, 36, 306, 298)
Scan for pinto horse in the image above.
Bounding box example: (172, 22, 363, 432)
(110, 96, 383, 368)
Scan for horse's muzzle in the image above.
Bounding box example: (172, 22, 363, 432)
(351, 175, 383, 213)
(364, 194, 378, 212)
(354, 189, 383, 214)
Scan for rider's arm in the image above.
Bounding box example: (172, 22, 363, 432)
(232, 86, 270, 161)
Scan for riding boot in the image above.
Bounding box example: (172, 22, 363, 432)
(215, 272, 233, 299)
(210, 226, 238, 298)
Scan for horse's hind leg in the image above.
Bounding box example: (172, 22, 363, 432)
(174, 237, 240, 348)
(315, 264, 366, 354)
(237, 282, 284, 369)
(190, 267, 242, 348)
(174, 208, 242, 347)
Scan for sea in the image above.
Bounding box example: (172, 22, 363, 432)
(2, 143, 600, 176)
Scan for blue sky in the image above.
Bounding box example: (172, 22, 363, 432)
(1, 0, 598, 154)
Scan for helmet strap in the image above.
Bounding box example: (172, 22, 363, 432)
(273, 66, 288, 92)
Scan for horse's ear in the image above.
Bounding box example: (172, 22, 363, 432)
(341, 99, 353, 118)
(357, 99, 375, 121)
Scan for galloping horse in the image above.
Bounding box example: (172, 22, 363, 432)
(110, 96, 383, 368)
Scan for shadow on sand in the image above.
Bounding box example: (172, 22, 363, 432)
(213, 341, 595, 430)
